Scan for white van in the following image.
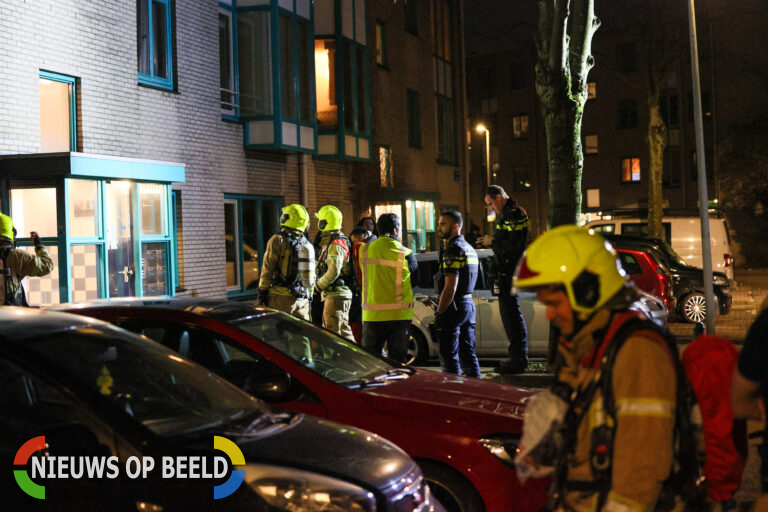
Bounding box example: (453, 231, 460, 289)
(585, 213, 734, 280)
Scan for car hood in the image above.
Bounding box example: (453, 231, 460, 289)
(361, 369, 534, 424)
(185, 413, 416, 492)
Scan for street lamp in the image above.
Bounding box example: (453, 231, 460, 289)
(476, 124, 491, 189)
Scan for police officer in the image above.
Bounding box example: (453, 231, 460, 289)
(0, 213, 54, 306)
(257, 204, 315, 320)
(315, 205, 355, 341)
(434, 211, 481, 377)
(482, 185, 529, 374)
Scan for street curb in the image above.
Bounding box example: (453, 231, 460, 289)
(487, 372, 554, 389)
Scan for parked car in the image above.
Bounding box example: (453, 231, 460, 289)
(612, 245, 675, 311)
(409, 250, 668, 363)
(1, 307, 440, 512)
(604, 235, 732, 323)
(584, 211, 734, 280)
(56, 299, 550, 512)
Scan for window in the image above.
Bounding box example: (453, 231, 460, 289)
(587, 81, 596, 99)
(586, 188, 600, 208)
(375, 21, 386, 66)
(512, 115, 529, 139)
(513, 166, 532, 192)
(224, 195, 282, 297)
(433, 0, 455, 163)
(618, 99, 638, 129)
(315, 0, 371, 160)
(238, 10, 273, 117)
(585, 134, 598, 154)
(660, 89, 679, 128)
(617, 252, 642, 275)
(405, 200, 435, 252)
(663, 147, 681, 187)
(379, 146, 393, 187)
(616, 43, 635, 73)
(407, 88, 421, 148)
(509, 62, 525, 90)
(405, 0, 418, 35)
(137, 0, 174, 90)
(39, 72, 77, 152)
(219, 9, 236, 115)
(621, 157, 641, 182)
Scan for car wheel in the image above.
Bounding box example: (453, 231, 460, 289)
(681, 292, 707, 323)
(417, 460, 484, 512)
(406, 328, 429, 366)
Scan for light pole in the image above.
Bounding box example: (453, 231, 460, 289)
(476, 124, 491, 188)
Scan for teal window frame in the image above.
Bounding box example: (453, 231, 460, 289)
(39, 71, 77, 152)
(432, 0, 456, 164)
(315, 0, 372, 161)
(229, 0, 317, 152)
(137, 0, 175, 90)
(219, 6, 238, 117)
(224, 194, 283, 298)
(406, 88, 421, 148)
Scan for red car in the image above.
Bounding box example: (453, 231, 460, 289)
(615, 247, 675, 311)
(57, 299, 549, 512)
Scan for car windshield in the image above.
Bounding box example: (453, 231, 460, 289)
(20, 326, 270, 437)
(658, 241, 688, 267)
(231, 313, 397, 386)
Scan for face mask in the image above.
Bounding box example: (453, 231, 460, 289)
(318, 219, 328, 230)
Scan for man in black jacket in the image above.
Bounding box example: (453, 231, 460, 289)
(483, 185, 529, 373)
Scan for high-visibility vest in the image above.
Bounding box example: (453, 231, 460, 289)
(360, 237, 414, 322)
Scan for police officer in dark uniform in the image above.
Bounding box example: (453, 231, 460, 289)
(434, 210, 481, 377)
(483, 185, 529, 374)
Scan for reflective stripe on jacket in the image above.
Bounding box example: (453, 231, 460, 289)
(360, 236, 414, 322)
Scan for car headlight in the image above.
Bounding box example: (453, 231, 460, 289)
(479, 434, 521, 468)
(245, 463, 376, 512)
(713, 275, 728, 287)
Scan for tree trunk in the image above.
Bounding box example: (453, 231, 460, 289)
(535, 0, 599, 227)
(647, 94, 667, 239)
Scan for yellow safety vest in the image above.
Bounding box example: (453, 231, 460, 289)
(360, 237, 414, 322)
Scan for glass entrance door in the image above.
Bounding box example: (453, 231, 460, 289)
(106, 181, 136, 297)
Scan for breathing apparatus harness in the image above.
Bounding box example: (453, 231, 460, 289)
(272, 230, 312, 299)
(316, 232, 355, 291)
(1, 239, 29, 307)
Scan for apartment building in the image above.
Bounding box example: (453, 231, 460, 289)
(0, 0, 467, 304)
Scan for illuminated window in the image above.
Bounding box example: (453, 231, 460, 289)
(512, 115, 529, 139)
(621, 157, 641, 182)
(375, 21, 386, 66)
(585, 134, 598, 154)
(39, 72, 76, 152)
(405, 200, 436, 252)
(380, 146, 393, 187)
(587, 82, 596, 99)
(137, 0, 174, 90)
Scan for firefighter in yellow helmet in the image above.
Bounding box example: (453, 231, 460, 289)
(257, 204, 315, 321)
(314, 205, 355, 340)
(513, 225, 681, 512)
(0, 213, 53, 306)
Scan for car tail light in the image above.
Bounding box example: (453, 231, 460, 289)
(724, 253, 733, 268)
(655, 267, 673, 309)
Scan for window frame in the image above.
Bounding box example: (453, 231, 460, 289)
(374, 20, 387, 67)
(432, 0, 456, 164)
(137, 0, 175, 90)
(379, 145, 393, 188)
(219, 7, 238, 117)
(224, 194, 283, 298)
(620, 156, 642, 183)
(39, 71, 78, 152)
(512, 114, 530, 139)
(406, 88, 421, 148)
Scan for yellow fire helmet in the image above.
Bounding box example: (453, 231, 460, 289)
(281, 204, 309, 232)
(315, 205, 343, 232)
(514, 225, 627, 315)
(0, 213, 14, 241)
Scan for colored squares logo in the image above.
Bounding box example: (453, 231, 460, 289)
(213, 436, 245, 500)
(14, 436, 46, 499)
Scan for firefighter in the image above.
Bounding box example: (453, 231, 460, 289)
(257, 204, 315, 321)
(514, 225, 679, 512)
(315, 205, 355, 340)
(0, 213, 53, 306)
(482, 185, 530, 374)
(434, 210, 481, 377)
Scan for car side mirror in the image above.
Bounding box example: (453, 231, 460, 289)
(223, 360, 295, 403)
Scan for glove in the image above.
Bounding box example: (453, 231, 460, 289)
(30, 231, 42, 248)
(255, 289, 269, 306)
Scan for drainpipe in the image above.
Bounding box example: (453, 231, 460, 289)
(458, 0, 471, 222)
(299, 153, 309, 206)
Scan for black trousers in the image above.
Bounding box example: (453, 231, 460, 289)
(437, 299, 481, 377)
(498, 275, 528, 360)
(362, 320, 411, 364)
